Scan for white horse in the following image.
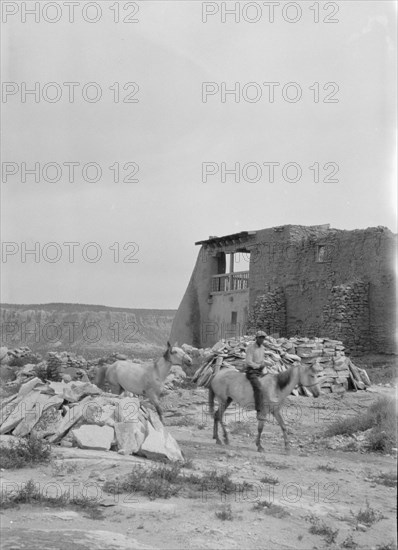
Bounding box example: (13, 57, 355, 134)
(95, 342, 192, 421)
(209, 363, 321, 452)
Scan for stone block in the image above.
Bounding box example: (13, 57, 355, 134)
(114, 421, 147, 454)
(63, 381, 102, 403)
(0, 390, 44, 434)
(13, 394, 64, 437)
(71, 425, 114, 451)
(115, 397, 141, 423)
(139, 421, 184, 462)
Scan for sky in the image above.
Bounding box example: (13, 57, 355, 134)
(1, 0, 397, 309)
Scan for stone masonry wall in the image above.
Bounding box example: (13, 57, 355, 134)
(322, 282, 370, 352)
(247, 288, 287, 337)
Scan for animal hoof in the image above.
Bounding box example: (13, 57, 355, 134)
(257, 446, 265, 453)
(216, 439, 223, 446)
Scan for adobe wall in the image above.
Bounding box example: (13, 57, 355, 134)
(248, 226, 396, 352)
(171, 225, 396, 353)
(204, 290, 249, 347)
(169, 248, 217, 348)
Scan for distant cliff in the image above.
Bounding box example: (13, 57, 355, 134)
(0, 303, 176, 360)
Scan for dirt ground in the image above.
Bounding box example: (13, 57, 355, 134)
(1, 385, 397, 550)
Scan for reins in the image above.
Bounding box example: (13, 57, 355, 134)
(298, 365, 320, 389)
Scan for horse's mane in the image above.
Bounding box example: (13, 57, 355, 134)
(276, 367, 294, 390)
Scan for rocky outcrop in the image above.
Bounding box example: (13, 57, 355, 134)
(0, 378, 184, 462)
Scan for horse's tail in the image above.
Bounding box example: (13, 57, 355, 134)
(95, 364, 107, 389)
(208, 386, 215, 415)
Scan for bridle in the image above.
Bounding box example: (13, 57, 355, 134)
(300, 382, 320, 388)
(171, 348, 191, 365)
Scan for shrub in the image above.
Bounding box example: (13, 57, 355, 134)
(0, 479, 104, 519)
(260, 473, 279, 485)
(355, 500, 385, 526)
(252, 500, 288, 518)
(215, 504, 233, 521)
(103, 466, 251, 501)
(307, 514, 339, 545)
(104, 464, 182, 501)
(325, 397, 397, 453)
(317, 463, 339, 472)
(371, 471, 397, 488)
(342, 534, 358, 548)
(0, 435, 51, 469)
(375, 542, 398, 550)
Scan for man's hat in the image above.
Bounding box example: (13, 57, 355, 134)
(255, 330, 266, 338)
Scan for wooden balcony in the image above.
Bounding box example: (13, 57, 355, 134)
(211, 271, 249, 293)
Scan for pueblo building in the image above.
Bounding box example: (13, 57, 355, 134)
(170, 225, 396, 353)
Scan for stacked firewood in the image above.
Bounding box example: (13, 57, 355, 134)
(191, 335, 371, 395)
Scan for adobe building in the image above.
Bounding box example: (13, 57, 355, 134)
(170, 225, 397, 353)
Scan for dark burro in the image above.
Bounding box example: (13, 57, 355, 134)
(170, 224, 396, 353)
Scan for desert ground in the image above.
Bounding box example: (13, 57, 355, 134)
(1, 378, 397, 550)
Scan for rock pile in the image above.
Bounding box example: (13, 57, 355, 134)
(191, 335, 371, 395)
(163, 365, 187, 390)
(47, 351, 87, 381)
(1, 346, 42, 365)
(0, 378, 184, 462)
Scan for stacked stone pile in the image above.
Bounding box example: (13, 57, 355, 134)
(1, 346, 42, 383)
(1, 347, 189, 394)
(46, 352, 64, 381)
(322, 282, 370, 351)
(0, 378, 183, 462)
(163, 365, 187, 390)
(0, 346, 42, 366)
(46, 351, 87, 381)
(247, 289, 287, 336)
(191, 334, 370, 395)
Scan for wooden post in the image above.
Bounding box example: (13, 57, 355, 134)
(229, 253, 234, 290)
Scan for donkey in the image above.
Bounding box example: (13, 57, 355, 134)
(95, 342, 192, 421)
(209, 363, 321, 452)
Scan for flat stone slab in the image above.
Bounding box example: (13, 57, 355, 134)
(0, 390, 44, 434)
(53, 446, 149, 466)
(72, 425, 114, 451)
(13, 394, 64, 437)
(118, 501, 177, 514)
(63, 381, 102, 403)
(115, 397, 141, 423)
(47, 397, 93, 443)
(1, 529, 151, 550)
(139, 421, 184, 462)
(114, 421, 146, 454)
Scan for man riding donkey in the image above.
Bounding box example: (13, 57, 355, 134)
(245, 330, 270, 420)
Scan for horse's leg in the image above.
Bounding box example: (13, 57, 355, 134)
(256, 402, 273, 452)
(146, 389, 163, 423)
(213, 401, 224, 445)
(256, 420, 265, 452)
(219, 398, 232, 445)
(272, 407, 290, 452)
(212, 408, 218, 441)
(110, 383, 122, 395)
